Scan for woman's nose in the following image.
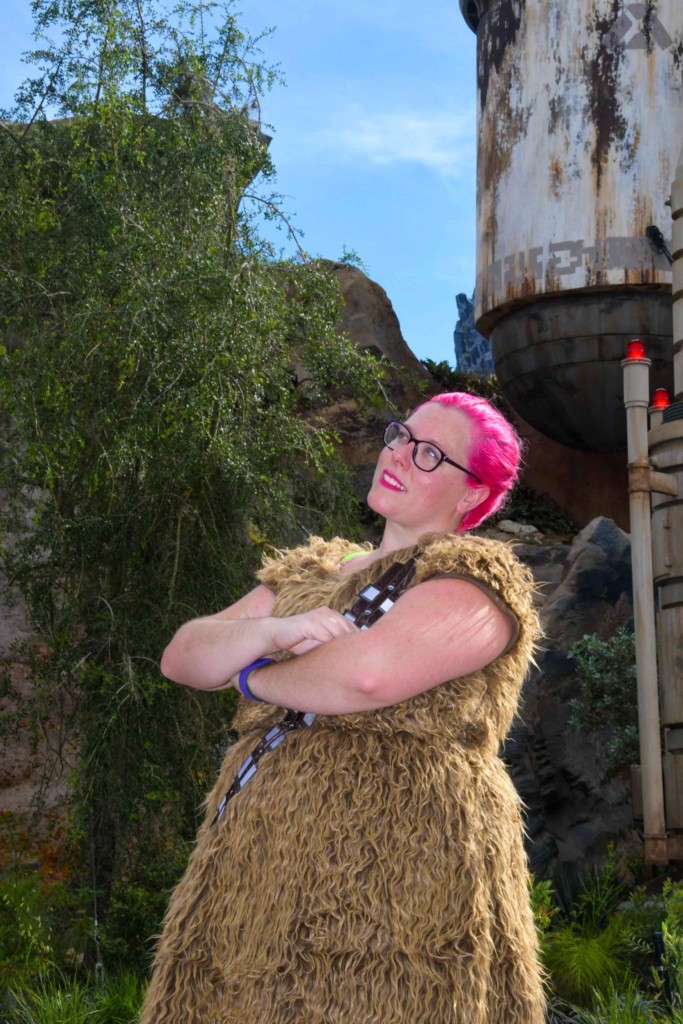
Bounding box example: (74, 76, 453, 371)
(391, 443, 413, 470)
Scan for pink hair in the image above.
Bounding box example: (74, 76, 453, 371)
(419, 392, 523, 532)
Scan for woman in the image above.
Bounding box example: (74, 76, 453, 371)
(140, 393, 545, 1024)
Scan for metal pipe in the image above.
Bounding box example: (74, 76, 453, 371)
(622, 348, 667, 854)
(673, 145, 683, 402)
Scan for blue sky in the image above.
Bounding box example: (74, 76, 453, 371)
(0, 0, 478, 366)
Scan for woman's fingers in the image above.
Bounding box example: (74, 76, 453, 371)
(272, 607, 358, 652)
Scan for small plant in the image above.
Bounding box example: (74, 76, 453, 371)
(531, 876, 557, 936)
(541, 851, 635, 1009)
(547, 998, 584, 1023)
(88, 972, 147, 1023)
(5, 972, 146, 1024)
(617, 886, 670, 983)
(568, 628, 638, 775)
(661, 881, 683, 1011)
(544, 919, 634, 1008)
(6, 975, 91, 1024)
(572, 978, 666, 1023)
(0, 873, 59, 1003)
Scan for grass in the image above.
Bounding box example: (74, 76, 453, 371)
(4, 973, 146, 1024)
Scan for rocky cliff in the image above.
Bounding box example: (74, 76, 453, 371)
(453, 291, 494, 375)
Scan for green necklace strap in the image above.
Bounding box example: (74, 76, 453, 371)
(339, 551, 365, 564)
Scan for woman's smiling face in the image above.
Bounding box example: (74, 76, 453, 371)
(367, 403, 488, 539)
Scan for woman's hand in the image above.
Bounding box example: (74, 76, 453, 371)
(160, 586, 359, 691)
(270, 607, 359, 655)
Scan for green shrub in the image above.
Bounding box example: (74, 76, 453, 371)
(544, 919, 634, 1008)
(537, 865, 683, 1020)
(0, 872, 91, 1005)
(420, 361, 503, 404)
(661, 881, 683, 1011)
(541, 852, 635, 1008)
(88, 972, 146, 1023)
(568, 629, 638, 775)
(99, 843, 192, 973)
(0, 873, 57, 1001)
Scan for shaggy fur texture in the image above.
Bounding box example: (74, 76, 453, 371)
(140, 534, 545, 1024)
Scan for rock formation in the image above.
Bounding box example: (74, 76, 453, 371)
(453, 291, 494, 375)
(329, 262, 429, 379)
(502, 517, 638, 873)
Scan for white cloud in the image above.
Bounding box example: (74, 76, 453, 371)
(306, 107, 476, 179)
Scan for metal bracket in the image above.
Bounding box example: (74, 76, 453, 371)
(650, 470, 679, 496)
(627, 460, 679, 496)
(645, 835, 672, 863)
(645, 834, 683, 864)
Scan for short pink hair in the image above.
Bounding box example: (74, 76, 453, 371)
(418, 392, 523, 532)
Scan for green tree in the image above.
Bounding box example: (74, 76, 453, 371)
(0, 0, 383, 958)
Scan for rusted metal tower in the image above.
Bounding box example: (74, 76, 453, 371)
(460, 0, 682, 452)
(461, 1, 683, 862)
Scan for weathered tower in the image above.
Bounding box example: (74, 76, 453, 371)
(460, 0, 682, 451)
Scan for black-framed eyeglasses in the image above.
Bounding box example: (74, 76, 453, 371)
(383, 421, 483, 482)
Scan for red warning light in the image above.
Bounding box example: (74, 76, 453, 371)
(651, 388, 671, 410)
(625, 339, 647, 360)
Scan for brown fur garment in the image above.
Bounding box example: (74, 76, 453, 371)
(140, 534, 545, 1024)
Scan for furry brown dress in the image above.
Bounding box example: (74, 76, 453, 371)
(140, 533, 545, 1024)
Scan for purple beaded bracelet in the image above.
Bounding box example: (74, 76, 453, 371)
(238, 658, 274, 701)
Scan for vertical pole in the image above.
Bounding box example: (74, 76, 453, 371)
(622, 348, 667, 855)
(673, 145, 683, 401)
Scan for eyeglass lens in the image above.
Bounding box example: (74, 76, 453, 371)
(384, 422, 443, 472)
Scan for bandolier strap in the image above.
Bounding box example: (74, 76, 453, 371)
(211, 556, 416, 824)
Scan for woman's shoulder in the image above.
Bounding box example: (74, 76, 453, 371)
(414, 532, 538, 620)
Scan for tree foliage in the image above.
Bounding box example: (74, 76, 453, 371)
(0, 0, 383, 938)
(568, 628, 638, 775)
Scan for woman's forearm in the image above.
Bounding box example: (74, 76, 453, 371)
(160, 596, 359, 691)
(160, 615, 282, 690)
(230, 634, 379, 713)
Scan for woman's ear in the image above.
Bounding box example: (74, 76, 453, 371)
(456, 485, 490, 516)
